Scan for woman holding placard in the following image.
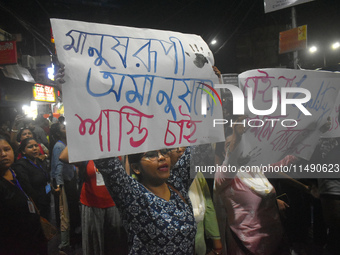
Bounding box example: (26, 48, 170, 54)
(55, 64, 221, 254)
(94, 147, 198, 254)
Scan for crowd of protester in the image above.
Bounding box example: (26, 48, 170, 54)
(0, 69, 340, 255)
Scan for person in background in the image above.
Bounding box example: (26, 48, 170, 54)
(315, 137, 340, 255)
(0, 121, 11, 140)
(50, 122, 81, 252)
(9, 115, 25, 154)
(48, 112, 58, 125)
(191, 172, 223, 255)
(29, 118, 49, 149)
(214, 115, 291, 255)
(59, 146, 128, 255)
(58, 116, 65, 125)
(12, 137, 51, 220)
(10, 115, 49, 159)
(0, 135, 47, 254)
(170, 147, 223, 255)
(13, 127, 49, 162)
(36, 116, 51, 143)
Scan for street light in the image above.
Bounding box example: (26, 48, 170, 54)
(332, 42, 340, 50)
(308, 42, 340, 67)
(309, 46, 317, 53)
(211, 39, 217, 45)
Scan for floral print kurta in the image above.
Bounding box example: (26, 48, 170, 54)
(94, 147, 196, 255)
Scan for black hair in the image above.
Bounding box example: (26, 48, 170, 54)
(0, 134, 15, 153)
(58, 116, 65, 123)
(16, 127, 35, 143)
(18, 137, 37, 154)
(127, 153, 145, 180)
(0, 135, 11, 145)
(49, 122, 62, 154)
(127, 153, 144, 165)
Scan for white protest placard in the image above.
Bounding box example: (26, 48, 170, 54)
(229, 69, 340, 171)
(321, 91, 340, 138)
(264, 0, 314, 13)
(51, 19, 224, 162)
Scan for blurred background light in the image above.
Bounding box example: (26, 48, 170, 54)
(309, 46, 318, 53)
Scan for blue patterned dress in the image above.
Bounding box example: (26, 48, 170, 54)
(94, 147, 196, 255)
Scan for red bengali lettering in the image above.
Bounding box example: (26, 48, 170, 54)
(164, 106, 202, 146)
(75, 106, 154, 152)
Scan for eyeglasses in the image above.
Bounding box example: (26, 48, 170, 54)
(141, 149, 171, 161)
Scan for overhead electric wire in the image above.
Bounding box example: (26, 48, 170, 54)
(0, 1, 54, 55)
(34, 0, 51, 19)
(214, 1, 256, 55)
